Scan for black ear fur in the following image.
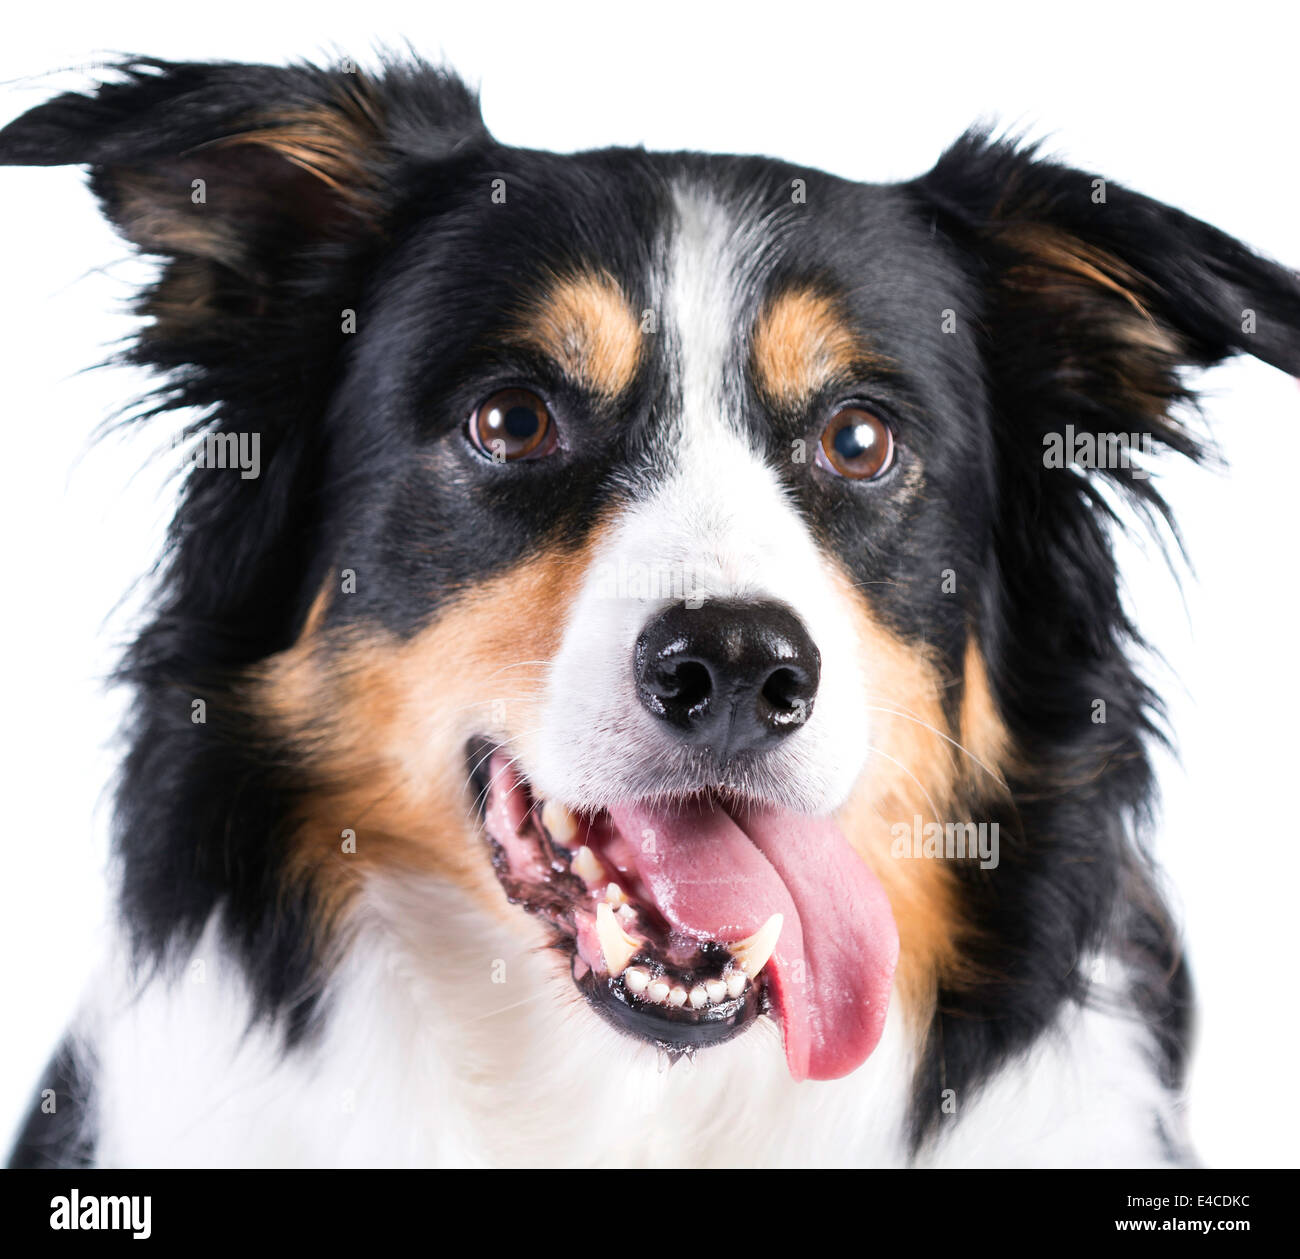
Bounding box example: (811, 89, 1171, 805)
(0, 57, 489, 326)
(913, 130, 1300, 377)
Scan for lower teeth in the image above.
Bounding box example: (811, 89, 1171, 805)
(621, 965, 747, 1009)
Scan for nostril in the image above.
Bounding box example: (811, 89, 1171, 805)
(761, 667, 800, 711)
(665, 660, 711, 706)
(760, 665, 816, 727)
(648, 659, 712, 723)
(637, 623, 717, 727)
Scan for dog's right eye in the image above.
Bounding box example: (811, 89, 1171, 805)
(469, 389, 555, 461)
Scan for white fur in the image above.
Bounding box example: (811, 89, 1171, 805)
(75, 883, 1185, 1168)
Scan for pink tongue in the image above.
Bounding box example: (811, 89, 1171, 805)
(607, 799, 898, 1081)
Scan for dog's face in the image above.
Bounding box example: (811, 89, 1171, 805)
(4, 59, 1297, 1108)
(264, 146, 985, 1080)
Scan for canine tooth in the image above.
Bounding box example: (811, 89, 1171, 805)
(595, 902, 639, 977)
(541, 799, 579, 847)
(705, 979, 727, 1004)
(689, 985, 709, 1009)
(647, 980, 670, 1004)
(571, 845, 602, 885)
(725, 971, 747, 999)
(731, 913, 784, 980)
(668, 985, 688, 1007)
(605, 882, 626, 906)
(624, 966, 650, 995)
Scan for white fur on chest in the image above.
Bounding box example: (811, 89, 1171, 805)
(79, 877, 1185, 1168)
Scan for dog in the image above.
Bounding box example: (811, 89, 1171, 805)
(3, 55, 1297, 1169)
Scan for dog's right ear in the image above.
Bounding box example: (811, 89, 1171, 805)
(0, 57, 489, 331)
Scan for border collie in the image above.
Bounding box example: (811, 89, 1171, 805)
(3, 56, 1297, 1169)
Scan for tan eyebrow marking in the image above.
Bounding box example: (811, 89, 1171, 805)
(506, 269, 643, 397)
(751, 286, 878, 405)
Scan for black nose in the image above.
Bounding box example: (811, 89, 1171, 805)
(633, 599, 820, 759)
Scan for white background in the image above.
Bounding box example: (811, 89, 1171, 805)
(0, 1, 1296, 1167)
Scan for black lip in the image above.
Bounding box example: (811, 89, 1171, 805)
(576, 966, 764, 1051)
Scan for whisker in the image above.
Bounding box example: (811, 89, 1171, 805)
(463, 986, 554, 1022)
(475, 659, 552, 682)
(863, 701, 1008, 789)
(864, 743, 945, 823)
(462, 729, 549, 815)
(430, 694, 541, 721)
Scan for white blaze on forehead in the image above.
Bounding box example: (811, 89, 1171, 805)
(526, 182, 872, 813)
(663, 182, 752, 434)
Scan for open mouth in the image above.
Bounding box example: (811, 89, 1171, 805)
(468, 738, 900, 1081)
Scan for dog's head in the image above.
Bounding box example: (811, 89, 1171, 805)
(4, 59, 1297, 1109)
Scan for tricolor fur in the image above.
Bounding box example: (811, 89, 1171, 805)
(4, 56, 1298, 1168)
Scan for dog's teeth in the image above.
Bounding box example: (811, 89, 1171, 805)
(725, 971, 747, 999)
(688, 985, 709, 1009)
(705, 979, 727, 1004)
(647, 980, 670, 1004)
(541, 799, 579, 847)
(730, 913, 783, 980)
(571, 845, 602, 885)
(595, 902, 639, 977)
(616, 904, 637, 925)
(668, 985, 688, 1007)
(605, 882, 625, 906)
(623, 966, 650, 994)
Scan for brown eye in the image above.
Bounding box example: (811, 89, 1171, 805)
(819, 406, 894, 480)
(470, 389, 553, 461)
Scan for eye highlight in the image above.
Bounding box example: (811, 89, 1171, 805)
(818, 405, 894, 480)
(469, 389, 554, 461)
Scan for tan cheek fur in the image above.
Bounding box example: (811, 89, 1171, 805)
(829, 569, 1014, 1029)
(253, 537, 1014, 1033)
(249, 540, 599, 932)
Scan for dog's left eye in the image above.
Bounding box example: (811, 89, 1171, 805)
(818, 405, 894, 480)
(469, 388, 555, 461)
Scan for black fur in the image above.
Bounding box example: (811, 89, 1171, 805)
(3, 56, 1297, 1165)
(7, 1039, 96, 1169)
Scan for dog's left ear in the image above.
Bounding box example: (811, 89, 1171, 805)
(910, 132, 1300, 448)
